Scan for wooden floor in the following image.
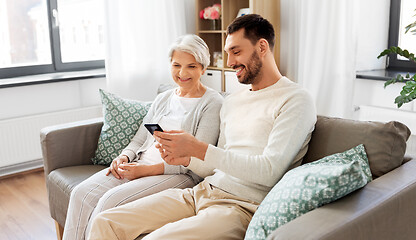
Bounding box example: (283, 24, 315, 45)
(0, 169, 56, 240)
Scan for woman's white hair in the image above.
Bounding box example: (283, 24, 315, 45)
(168, 34, 210, 69)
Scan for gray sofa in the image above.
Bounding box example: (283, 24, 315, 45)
(41, 111, 416, 240)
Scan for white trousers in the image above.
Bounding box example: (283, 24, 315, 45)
(62, 168, 196, 240)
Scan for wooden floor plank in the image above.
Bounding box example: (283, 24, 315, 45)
(0, 170, 56, 240)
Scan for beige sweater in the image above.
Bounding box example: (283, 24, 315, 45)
(187, 77, 317, 203)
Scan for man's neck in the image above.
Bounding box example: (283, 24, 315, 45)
(251, 54, 282, 91)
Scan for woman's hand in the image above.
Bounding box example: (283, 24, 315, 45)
(118, 162, 164, 181)
(158, 151, 191, 167)
(106, 155, 129, 179)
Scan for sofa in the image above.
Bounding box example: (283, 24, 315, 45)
(41, 95, 416, 240)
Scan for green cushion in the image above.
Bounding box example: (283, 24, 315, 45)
(245, 144, 372, 240)
(91, 89, 151, 166)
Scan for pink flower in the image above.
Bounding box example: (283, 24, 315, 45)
(200, 4, 221, 20)
(210, 10, 219, 20)
(203, 7, 212, 19)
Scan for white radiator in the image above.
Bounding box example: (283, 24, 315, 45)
(0, 106, 102, 176)
(357, 105, 416, 156)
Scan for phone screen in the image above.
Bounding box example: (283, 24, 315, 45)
(144, 124, 164, 135)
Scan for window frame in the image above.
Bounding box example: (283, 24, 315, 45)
(387, 0, 416, 71)
(0, 0, 104, 79)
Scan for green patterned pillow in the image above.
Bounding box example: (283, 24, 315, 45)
(91, 89, 151, 166)
(245, 144, 372, 240)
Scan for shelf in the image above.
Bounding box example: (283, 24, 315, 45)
(207, 66, 224, 71)
(196, 0, 280, 92)
(198, 30, 225, 34)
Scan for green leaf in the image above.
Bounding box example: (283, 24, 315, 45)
(377, 46, 416, 63)
(384, 79, 395, 88)
(377, 49, 391, 58)
(410, 92, 416, 100)
(405, 80, 413, 86)
(405, 21, 416, 34)
(395, 95, 405, 108)
(403, 50, 410, 58)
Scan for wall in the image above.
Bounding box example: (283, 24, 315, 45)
(0, 77, 106, 172)
(355, 0, 390, 71)
(354, 0, 392, 111)
(0, 77, 106, 120)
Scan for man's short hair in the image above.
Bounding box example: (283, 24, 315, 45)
(227, 14, 275, 51)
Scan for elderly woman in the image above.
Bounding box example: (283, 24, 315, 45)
(62, 34, 223, 240)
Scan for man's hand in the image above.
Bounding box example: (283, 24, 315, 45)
(154, 130, 208, 161)
(106, 155, 129, 179)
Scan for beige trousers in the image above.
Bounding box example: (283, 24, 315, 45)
(88, 180, 259, 240)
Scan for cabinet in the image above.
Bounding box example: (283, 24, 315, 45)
(201, 70, 222, 92)
(195, 0, 280, 92)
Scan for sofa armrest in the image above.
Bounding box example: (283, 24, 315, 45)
(267, 159, 416, 240)
(40, 118, 103, 175)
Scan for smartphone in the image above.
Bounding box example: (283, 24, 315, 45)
(144, 123, 164, 135)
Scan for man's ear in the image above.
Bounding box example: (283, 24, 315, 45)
(258, 38, 269, 56)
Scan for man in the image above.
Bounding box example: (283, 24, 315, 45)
(88, 14, 316, 240)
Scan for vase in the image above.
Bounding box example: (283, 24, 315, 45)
(210, 19, 220, 30)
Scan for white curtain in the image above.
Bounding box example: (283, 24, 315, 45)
(104, 0, 195, 101)
(280, 0, 358, 118)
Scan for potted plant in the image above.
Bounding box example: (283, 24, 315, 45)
(377, 8, 416, 108)
(199, 3, 221, 30)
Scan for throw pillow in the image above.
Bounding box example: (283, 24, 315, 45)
(245, 144, 372, 240)
(303, 116, 410, 178)
(91, 89, 151, 166)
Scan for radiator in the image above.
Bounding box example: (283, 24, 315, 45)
(357, 105, 416, 156)
(0, 106, 102, 176)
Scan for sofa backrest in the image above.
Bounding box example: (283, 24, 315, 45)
(303, 116, 411, 178)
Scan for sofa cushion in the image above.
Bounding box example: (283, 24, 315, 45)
(47, 165, 106, 226)
(245, 144, 372, 240)
(91, 89, 151, 165)
(303, 116, 411, 178)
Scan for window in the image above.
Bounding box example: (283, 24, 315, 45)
(0, 0, 105, 79)
(387, 0, 416, 71)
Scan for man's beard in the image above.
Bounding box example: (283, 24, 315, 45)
(235, 51, 263, 85)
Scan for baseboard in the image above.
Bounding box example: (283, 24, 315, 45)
(0, 159, 44, 179)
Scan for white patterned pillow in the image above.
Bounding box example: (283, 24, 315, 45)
(91, 89, 151, 166)
(245, 144, 372, 240)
